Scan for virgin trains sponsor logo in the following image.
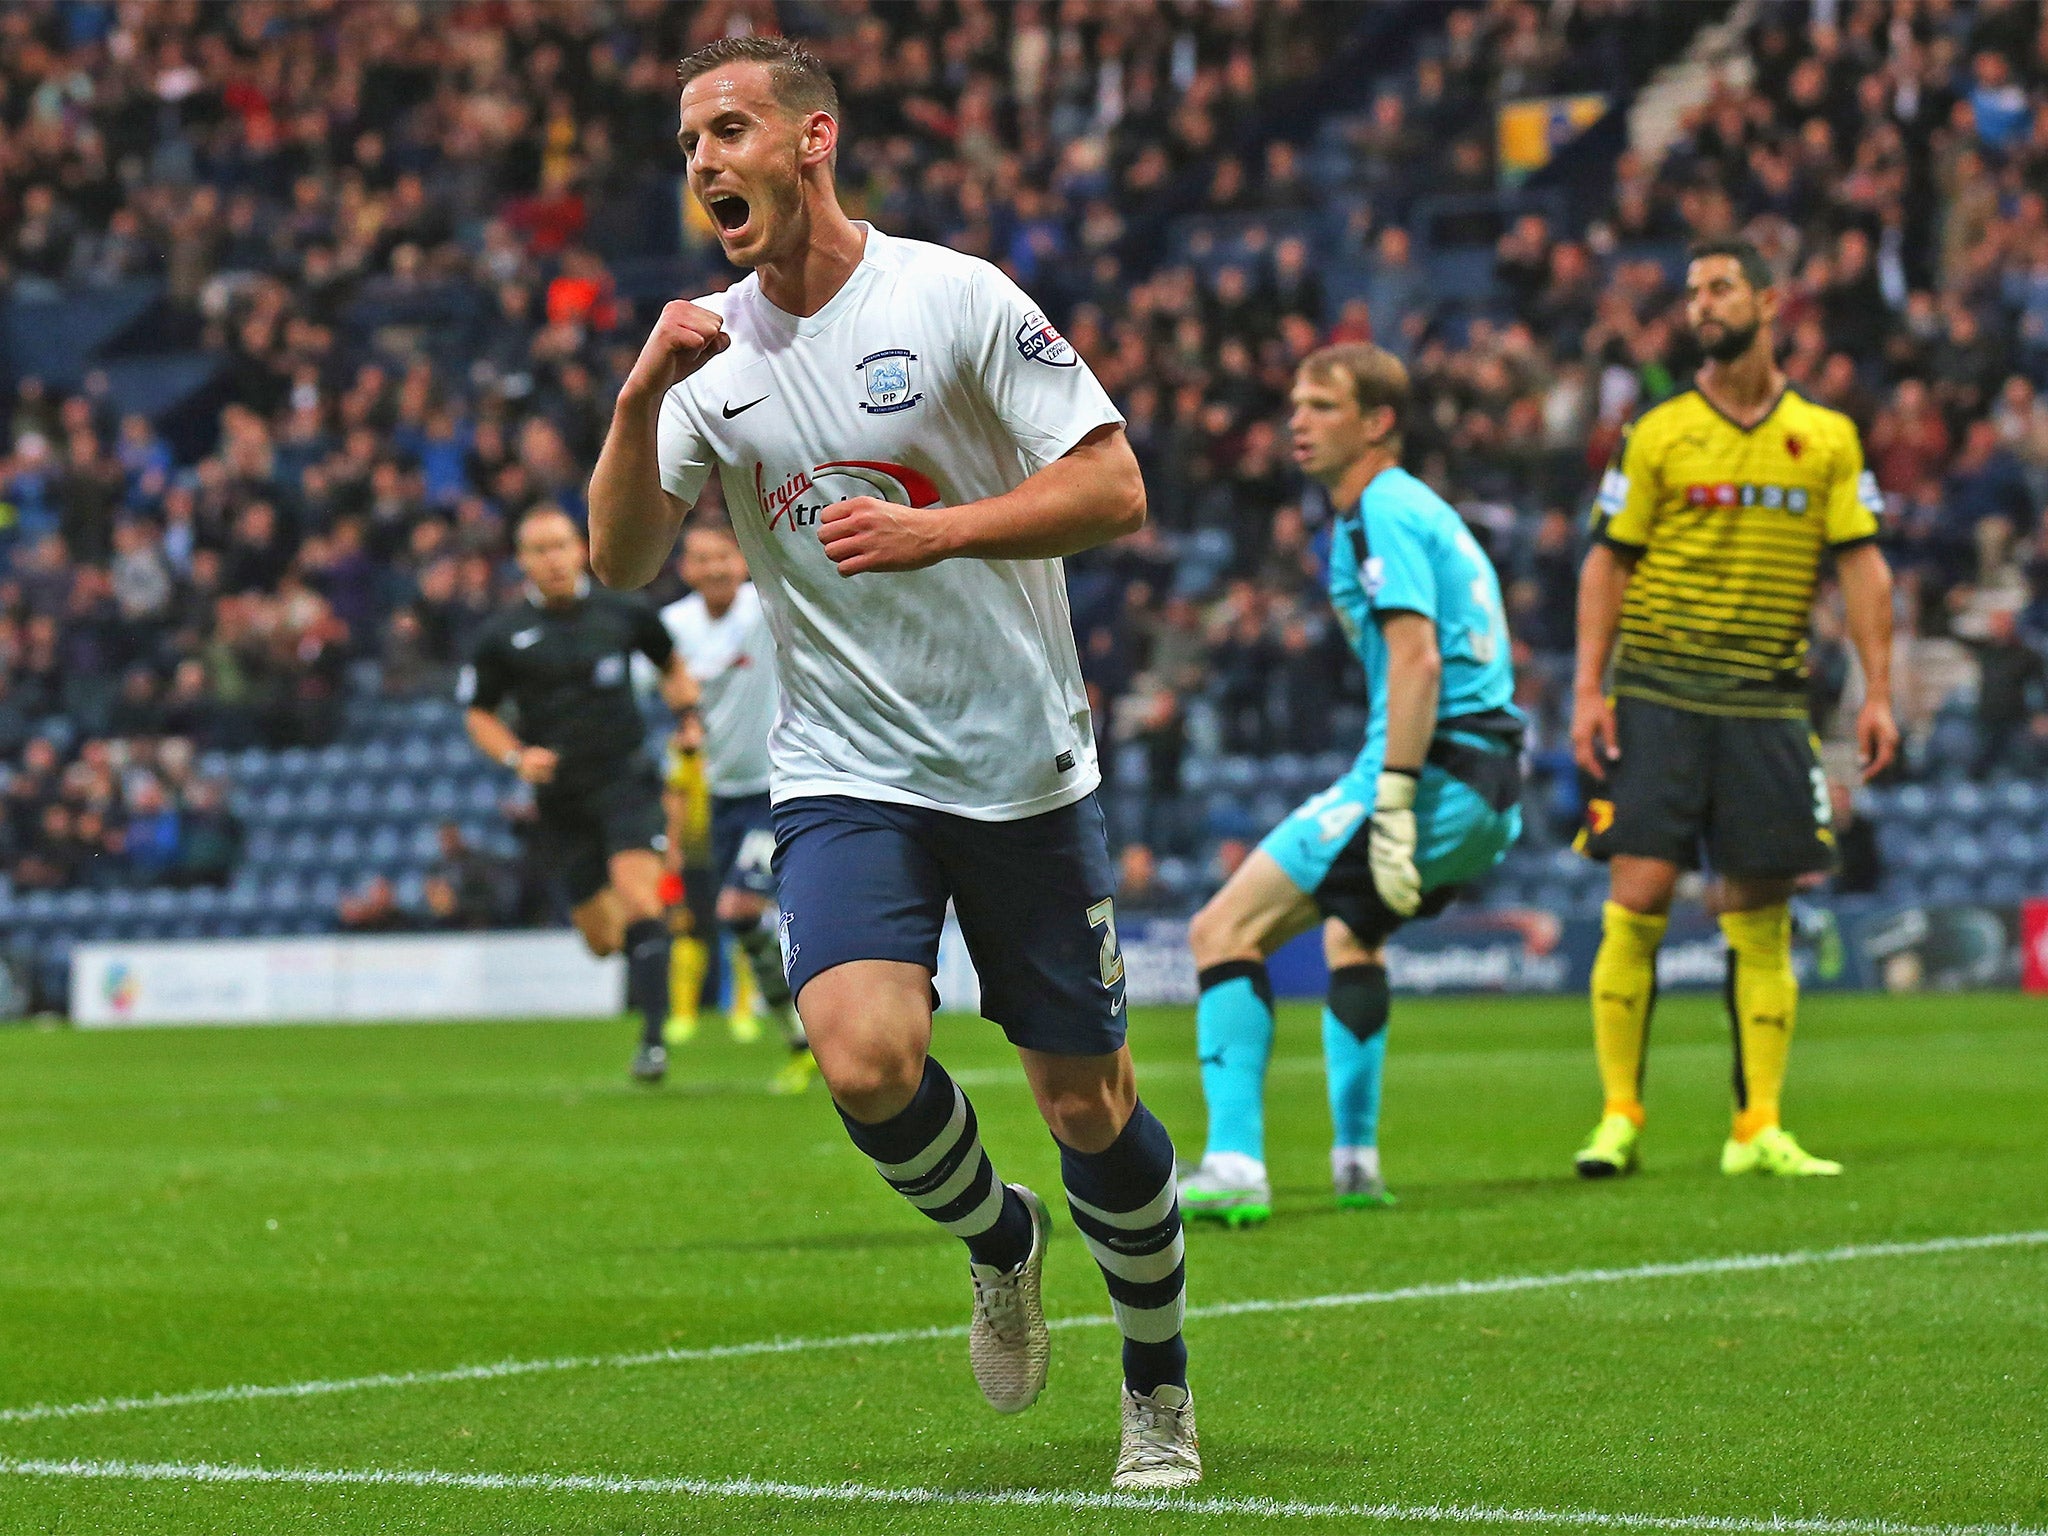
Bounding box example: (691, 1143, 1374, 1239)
(754, 459, 943, 531)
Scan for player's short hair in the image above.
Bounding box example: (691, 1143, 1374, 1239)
(514, 503, 581, 543)
(676, 35, 839, 124)
(1688, 238, 1775, 293)
(1299, 342, 1409, 441)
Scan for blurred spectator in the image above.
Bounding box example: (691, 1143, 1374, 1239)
(1115, 843, 1173, 915)
(1969, 609, 2048, 779)
(175, 780, 242, 889)
(338, 876, 415, 934)
(425, 823, 510, 930)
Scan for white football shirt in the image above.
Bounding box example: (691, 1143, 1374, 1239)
(658, 582, 777, 798)
(656, 226, 1123, 821)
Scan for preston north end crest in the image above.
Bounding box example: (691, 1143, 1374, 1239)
(856, 348, 922, 414)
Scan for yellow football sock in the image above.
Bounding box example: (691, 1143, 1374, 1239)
(668, 935, 707, 1039)
(1591, 901, 1667, 1125)
(731, 942, 759, 1021)
(1720, 903, 1796, 1142)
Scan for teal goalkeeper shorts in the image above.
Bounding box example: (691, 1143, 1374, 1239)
(1259, 764, 1522, 945)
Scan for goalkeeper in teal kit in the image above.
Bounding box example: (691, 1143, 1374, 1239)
(1180, 344, 1523, 1224)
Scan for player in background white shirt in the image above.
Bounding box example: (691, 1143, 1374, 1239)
(659, 523, 813, 1089)
(587, 37, 1198, 1490)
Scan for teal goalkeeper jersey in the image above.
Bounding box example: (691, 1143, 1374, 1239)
(1327, 466, 1521, 777)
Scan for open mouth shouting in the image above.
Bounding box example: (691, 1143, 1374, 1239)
(706, 191, 753, 239)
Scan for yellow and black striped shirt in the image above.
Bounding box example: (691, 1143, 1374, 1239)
(1589, 387, 1880, 719)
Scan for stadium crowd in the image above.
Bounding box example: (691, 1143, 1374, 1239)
(1, 0, 2046, 919)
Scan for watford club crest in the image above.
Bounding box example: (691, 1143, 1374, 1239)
(1586, 798, 1616, 835)
(1784, 433, 1803, 459)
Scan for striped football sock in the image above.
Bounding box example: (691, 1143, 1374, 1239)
(1059, 1100, 1188, 1395)
(836, 1057, 1032, 1272)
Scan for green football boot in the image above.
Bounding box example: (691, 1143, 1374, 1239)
(1574, 1111, 1641, 1178)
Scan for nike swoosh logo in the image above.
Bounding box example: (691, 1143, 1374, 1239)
(723, 396, 769, 419)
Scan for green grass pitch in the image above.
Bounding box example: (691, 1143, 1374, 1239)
(0, 991, 2043, 1534)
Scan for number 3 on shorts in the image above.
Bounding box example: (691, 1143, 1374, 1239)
(1086, 897, 1125, 990)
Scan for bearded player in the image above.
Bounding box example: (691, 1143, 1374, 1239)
(586, 37, 1197, 1489)
(1571, 239, 1898, 1179)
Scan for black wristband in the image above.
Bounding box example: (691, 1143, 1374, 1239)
(1381, 765, 1421, 778)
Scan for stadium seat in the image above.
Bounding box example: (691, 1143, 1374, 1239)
(1982, 872, 2028, 905)
(1938, 781, 1989, 819)
(1993, 779, 2045, 819)
(1888, 782, 1933, 824)
(1988, 832, 2036, 872)
(366, 825, 404, 869)
(1216, 757, 1260, 792)
(1249, 790, 1291, 830)
(1925, 872, 1973, 904)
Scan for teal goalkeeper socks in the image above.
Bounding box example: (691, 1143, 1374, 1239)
(1196, 962, 1275, 1162)
(1322, 1006, 1387, 1149)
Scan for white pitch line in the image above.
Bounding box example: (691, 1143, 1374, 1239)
(1, 1455, 2041, 1536)
(1, 1230, 2040, 1429)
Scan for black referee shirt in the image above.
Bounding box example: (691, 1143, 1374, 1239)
(459, 582, 675, 792)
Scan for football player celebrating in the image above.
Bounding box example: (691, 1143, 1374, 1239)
(587, 38, 1196, 1489)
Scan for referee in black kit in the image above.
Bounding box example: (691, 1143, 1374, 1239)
(461, 505, 699, 1081)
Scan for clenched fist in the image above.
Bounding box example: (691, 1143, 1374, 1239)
(818, 496, 949, 576)
(619, 299, 729, 407)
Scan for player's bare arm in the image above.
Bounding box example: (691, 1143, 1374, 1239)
(817, 423, 1145, 576)
(1378, 612, 1441, 774)
(588, 299, 728, 590)
(1835, 541, 1899, 780)
(1571, 541, 1634, 779)
(464, 705, 556, 786)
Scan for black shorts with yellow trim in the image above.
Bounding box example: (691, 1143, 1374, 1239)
(1576, 694, 1834, 879)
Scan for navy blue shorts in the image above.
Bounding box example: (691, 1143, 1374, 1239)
(770, 792, 1127, 1056)
(710, 792, 777, 900)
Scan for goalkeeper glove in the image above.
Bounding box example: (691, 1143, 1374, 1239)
(1369, 769, 1422, 917)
